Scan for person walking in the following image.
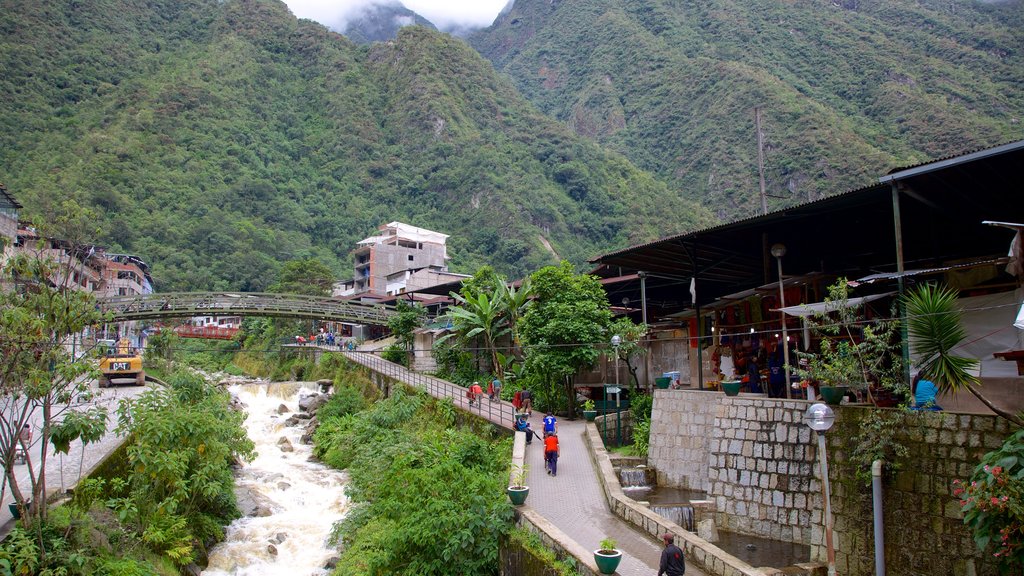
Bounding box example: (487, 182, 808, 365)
(520, 388, 533, 416)
(468, 382, 483, 406)
(658, 533, 686, 576)
(543, 432, 560, 476)
(490, 376, 502, 401)
(542, 410, 558, 435)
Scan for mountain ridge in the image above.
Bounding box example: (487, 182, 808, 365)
(0, 0, 712, 291)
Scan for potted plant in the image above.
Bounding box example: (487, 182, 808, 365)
(507, 464, 529, 505)
(795, 279, 903, 405)
(594, 537, 622, 574)
(582, 399, 597, 421)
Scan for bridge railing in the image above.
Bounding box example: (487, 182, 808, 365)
(340, 350, 514, 430)
(97, 292, 395, 324)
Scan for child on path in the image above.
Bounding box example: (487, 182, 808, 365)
(544, 432, 560, 476)
(542, 411, 558, 435)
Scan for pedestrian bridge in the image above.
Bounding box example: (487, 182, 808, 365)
(96, 292, 395, 325)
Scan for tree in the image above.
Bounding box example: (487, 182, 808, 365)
(608, 317, 648, 390)
(905, 283, 1024, 427)
(0, 249, 106, 536)
(441, 286, 508, 376)
(519, 261, 612, 414)
(270, 258, 335, 296)
(387, 299, 426, 365)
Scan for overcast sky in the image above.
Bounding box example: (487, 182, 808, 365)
(283, 0, 511, 31)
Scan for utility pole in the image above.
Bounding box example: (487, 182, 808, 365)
(755, 106, 768, 215)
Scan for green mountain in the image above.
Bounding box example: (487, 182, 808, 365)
(470, 0, 1024, 218)
(0, 0, 712, 291)
(343, 2, 436, 45)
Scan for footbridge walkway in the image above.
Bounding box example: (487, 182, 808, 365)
(336, 348, 709, 576)
(96, 292, 394, 325)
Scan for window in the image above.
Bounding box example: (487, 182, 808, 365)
(408, 255, 414, 261)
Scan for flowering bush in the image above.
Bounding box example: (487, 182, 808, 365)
(954, 428, 1024, 573)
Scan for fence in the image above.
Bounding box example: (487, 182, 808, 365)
(340, 350, 515, 430)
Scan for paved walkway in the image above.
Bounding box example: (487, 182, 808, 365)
(525, 415, 708, 576)
(1, 383, 148, 535)
(317, 348, 710, 575)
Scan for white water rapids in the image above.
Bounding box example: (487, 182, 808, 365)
(203, 382, 349, 576)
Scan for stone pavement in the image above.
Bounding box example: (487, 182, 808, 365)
(525, 414, 708, 576)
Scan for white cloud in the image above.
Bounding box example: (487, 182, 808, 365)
(282, 0, 511, 31)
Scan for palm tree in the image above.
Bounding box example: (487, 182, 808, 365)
(440, 286, 509, 376)
(905, 283, 1024, 427)
(499, 278, 533, 362)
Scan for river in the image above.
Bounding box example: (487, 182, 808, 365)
(203, 382, 349, 576)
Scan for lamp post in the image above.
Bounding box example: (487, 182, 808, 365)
(771, 243, 792, 399)
(803, 403, 837, 576)
(611, 334, 622, 445)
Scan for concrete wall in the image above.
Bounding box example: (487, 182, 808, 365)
(648, 389, 1006, 576)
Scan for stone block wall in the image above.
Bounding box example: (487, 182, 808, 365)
(829, 409, 1008, 576)
(648, 389, 1007, 576)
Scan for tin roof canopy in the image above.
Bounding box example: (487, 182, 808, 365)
(590, 139, 1024, 317)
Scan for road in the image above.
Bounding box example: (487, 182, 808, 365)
(0, 380, 150, 534)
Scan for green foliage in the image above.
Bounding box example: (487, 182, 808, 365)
(314, 387, 512, 575)
(388, 299, 426, 353)
(954, 428, 1024, 573)
(904, 283, 978, 393)
(795, 278, 904, 395)
(270, 259, 336, 296)
(609, 318, 648, 389)
(472, 0, 1024, 219)
(629, 419, 651, 459)
(630, 393, 653, 424)
(848, 408, 914, 486)
(114, 369, 255, 565)
(0, 251, 105, 529)
(520, 261, 612, 413)
(381, 343, 408, 366)
(432, 338, 479, 386)
(508, 528, 581, 576)
(95, 558, 158, 576)
(598, 538, 617, 553)
(144, 329, 180, 370)
(0, 7, 709, 292)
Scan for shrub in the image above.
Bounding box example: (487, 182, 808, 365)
(954, 428, 1024, 573)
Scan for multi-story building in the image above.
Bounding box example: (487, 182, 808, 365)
(338, 221, 466, 297)
(0, 184, 19, 259)
(97, 254, 153, 297)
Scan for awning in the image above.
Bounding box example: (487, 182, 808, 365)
(778, 293, 892, 318)
(856, 258, 1009, 284)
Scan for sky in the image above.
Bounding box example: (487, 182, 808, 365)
(283, 0, 512, 31)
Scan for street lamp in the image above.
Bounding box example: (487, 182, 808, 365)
(611, 334, 622, 445)
(771, 243, 792, 399)
(803, 403, 837, 576)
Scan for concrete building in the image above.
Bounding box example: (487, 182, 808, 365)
(337, 222, 467, 297)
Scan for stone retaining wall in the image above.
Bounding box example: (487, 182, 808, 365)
(648, 389, 1007, 576)
(581, 421, 821, 576)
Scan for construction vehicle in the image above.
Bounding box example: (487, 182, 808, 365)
(98, 338, 145, 388)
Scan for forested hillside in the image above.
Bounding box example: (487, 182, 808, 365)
(471, 0, 1024, 218)
(0, 0, 712, 291)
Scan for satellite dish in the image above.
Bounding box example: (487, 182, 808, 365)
(622, 297, 630, 307)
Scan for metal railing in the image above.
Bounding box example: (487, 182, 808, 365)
(337, 349, 515, 430)
(97, 292, 395, 324)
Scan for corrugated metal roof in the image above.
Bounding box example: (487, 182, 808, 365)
(881, 139, 1024, 178)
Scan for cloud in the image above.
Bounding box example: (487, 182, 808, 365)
(282, 0, 510, 32)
